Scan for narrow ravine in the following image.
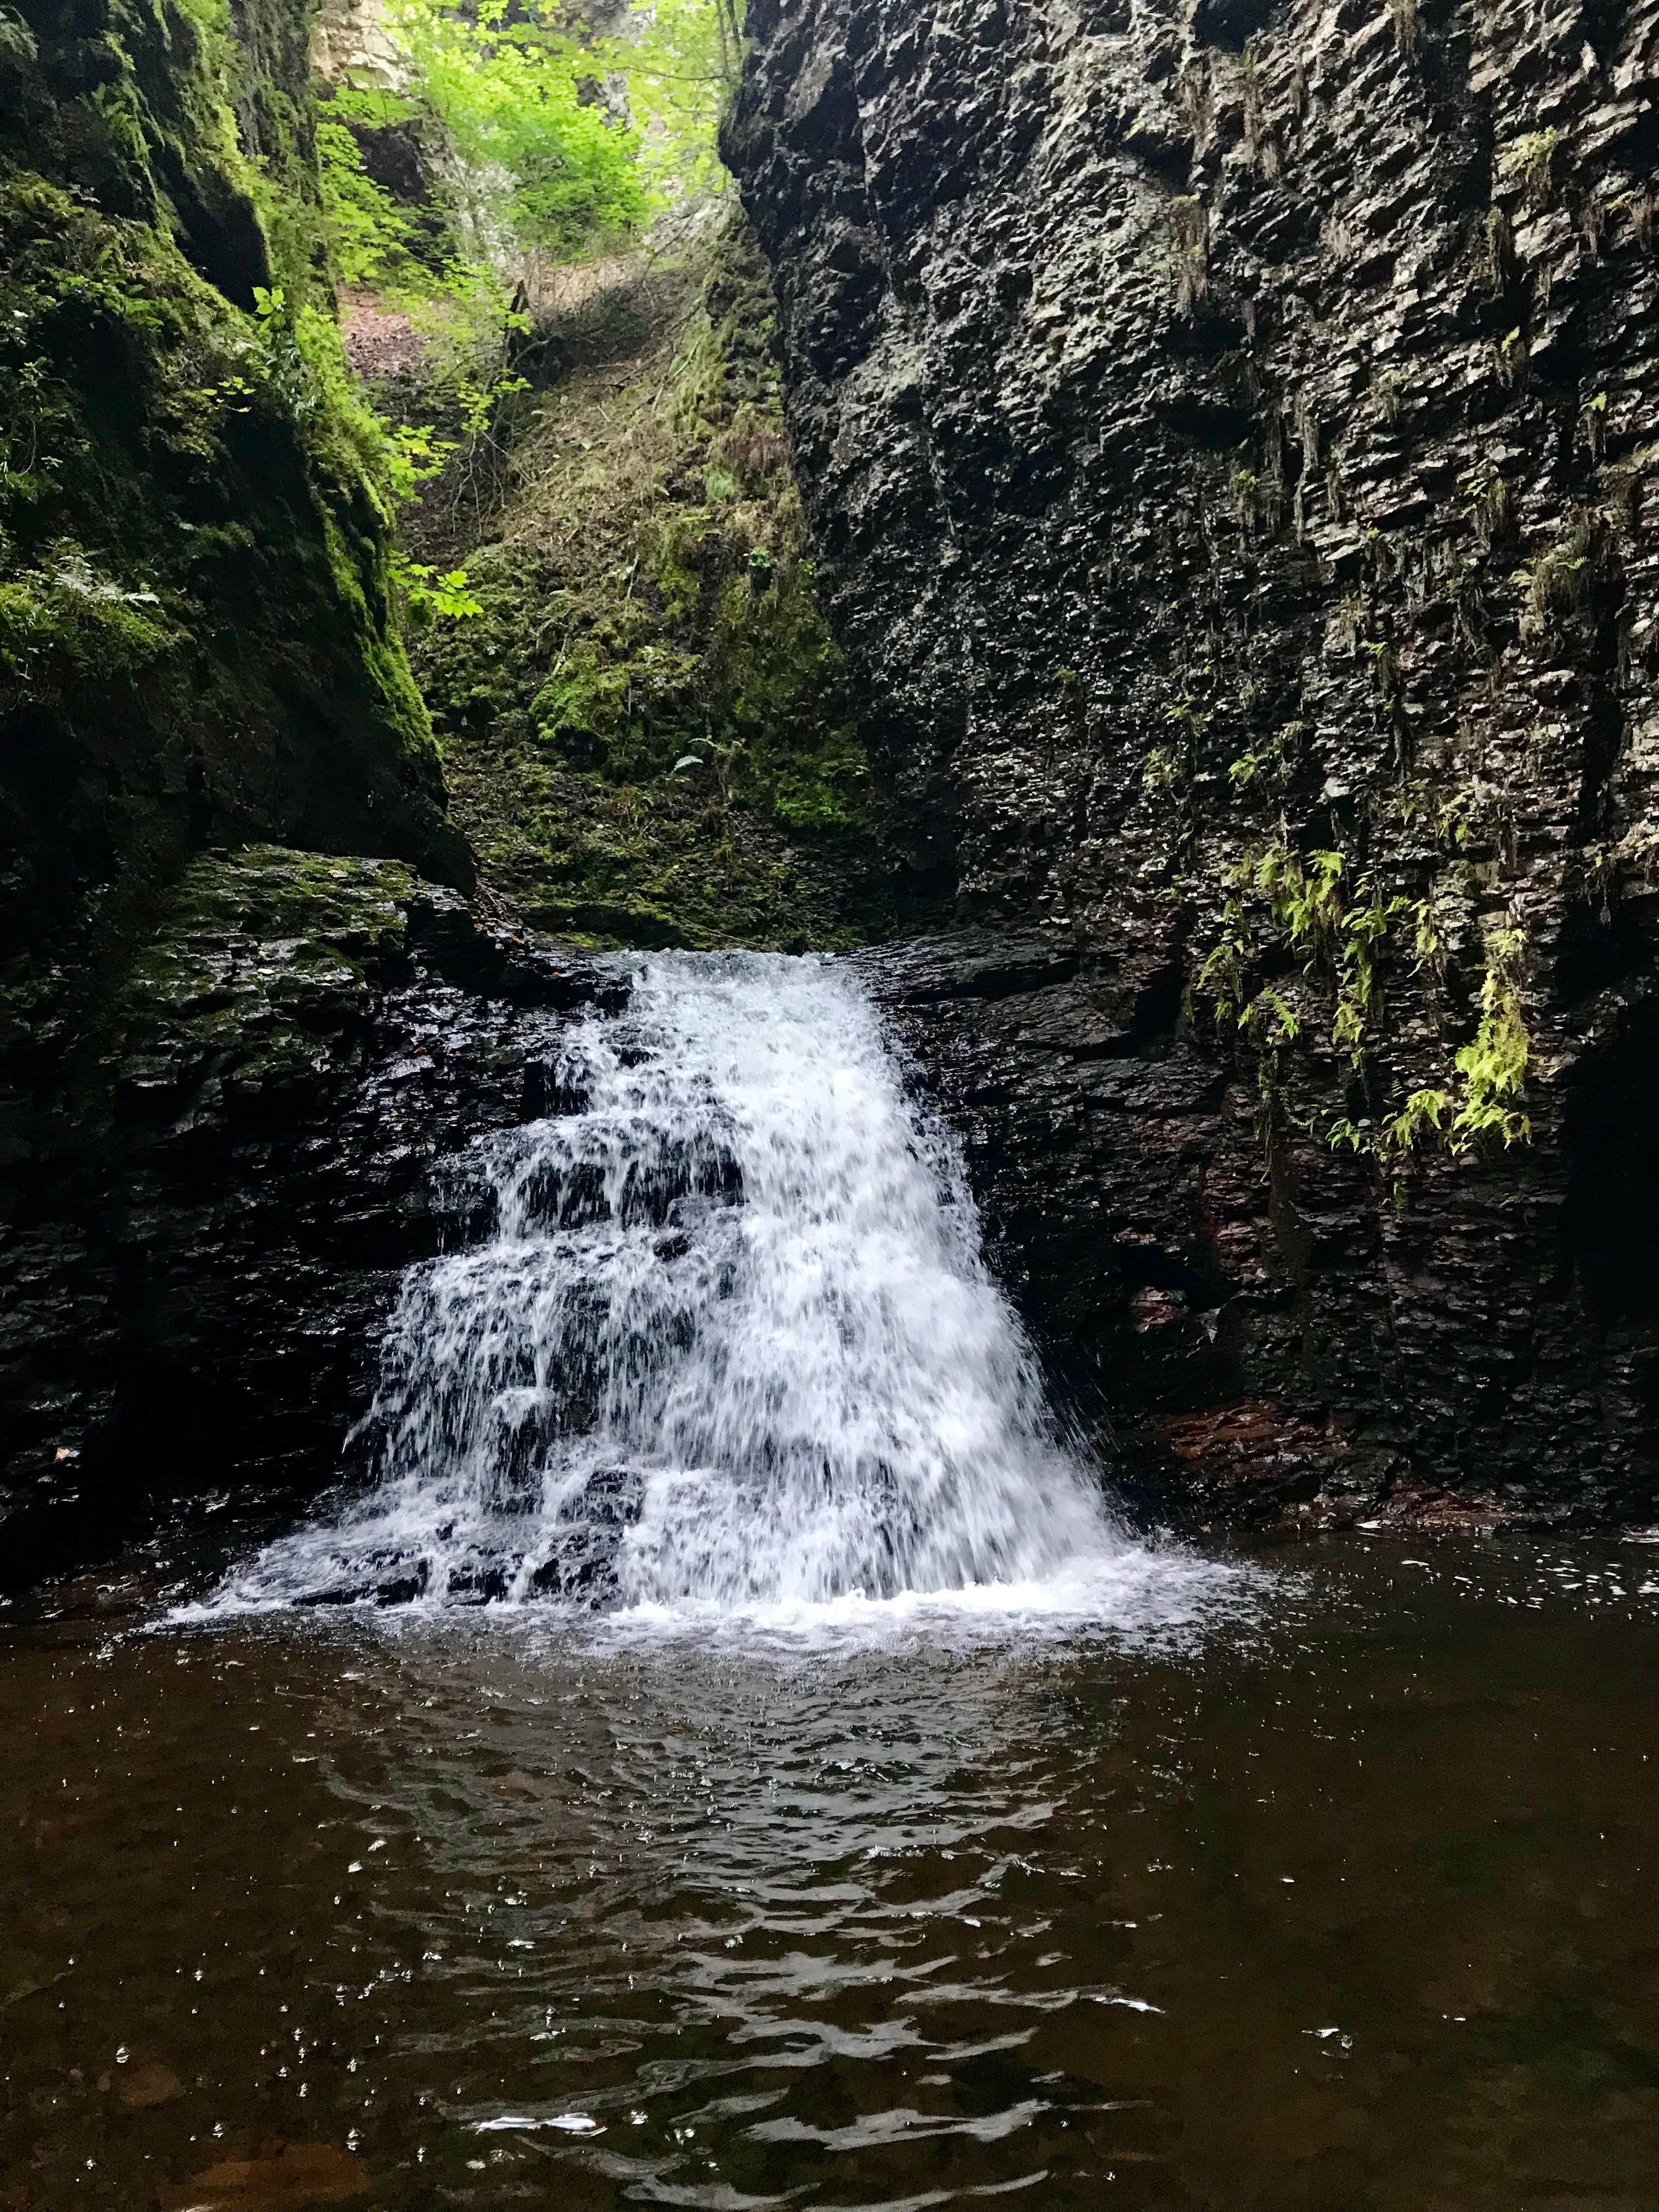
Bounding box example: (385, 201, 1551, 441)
(9, 0, 1659, 2198)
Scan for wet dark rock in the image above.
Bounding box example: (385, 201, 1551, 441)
(529, 1466, 646, 1602)
(0, 845, 629, 1592)
(740, 0, 1659, 1526)
(446, 1565, 512, 1606)
(860, 906, 1659, 1526)
(116, 2059, 184, 2111)
(375, 1568, 430, 1607)
(160, 2143, 368, 2210)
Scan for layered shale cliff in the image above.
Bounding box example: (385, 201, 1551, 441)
(730, 0, 1659, 1521)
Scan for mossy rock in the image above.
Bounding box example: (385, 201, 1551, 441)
(114, 845, 416, 1104)
(0, 0, 467, 987)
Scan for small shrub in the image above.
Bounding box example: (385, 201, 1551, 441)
(1612, 187, 1655, 252)
(1450, 930, 1530, 1148)
(1481, 205, 1515, 296)
(1386, 1088, 1453, 1149)
(1579, 387, 1609, 462)
(1462, 461, 1514, 550)
(1386, 0, 1421, 58)
(1143, 742, 1186, 794)
(1520, 505, 1620, 641)
(1491, 325, 1528, 391)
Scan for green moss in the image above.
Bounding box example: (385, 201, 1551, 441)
(410, 220, 893, 951)
(0, 140, 456, 962)
(115, 844, 415, 1094)
(221, 0, 334, 304)
(0, 545, 180, 686)
(144, 841, 415, 944)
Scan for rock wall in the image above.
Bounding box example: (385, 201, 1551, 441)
(733, 0, 1659, 1520)
(0, 0, 481, 1583)
(0, 0, 466, 984)
(0, 847, 619, 1593)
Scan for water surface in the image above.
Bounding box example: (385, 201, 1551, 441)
(5, 1537, 1657, 2210)
(8, 955, 1656, 2207)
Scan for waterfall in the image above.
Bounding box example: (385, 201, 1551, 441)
(210, 953, 1136, 1618)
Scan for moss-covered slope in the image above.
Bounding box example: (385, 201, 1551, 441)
(409, 221, 899, 950)
(0, 0, 467, 990)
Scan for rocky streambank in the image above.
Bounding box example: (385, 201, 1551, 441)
(0, 848, 624, 1593)
(736, 0, 1659, 1523)
(0, 0, 487, 1587)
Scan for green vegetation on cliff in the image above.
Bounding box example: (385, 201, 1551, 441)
(0, 0, 461, 980)
(315, 0, 738, 292)
(116, 845, 417, 1100)
(126, 842, 416, 1001)
(0, 0, 884, 978)
(302, 0, 887, 948)
(407, 222, 894, 949)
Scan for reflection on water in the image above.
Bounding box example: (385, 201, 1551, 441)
(4, 1535, 1659, 2209)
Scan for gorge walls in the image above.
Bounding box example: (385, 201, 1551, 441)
(0, 0, 471, 1578)
(730, 0, 1659, 1520)
(0, 0, 466, 977)
(11, 0, 1659, 1581)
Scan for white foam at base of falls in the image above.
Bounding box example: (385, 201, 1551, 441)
(199, 953, 1227, 1634)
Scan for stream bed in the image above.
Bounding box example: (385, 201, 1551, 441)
(7, 953, 1658, 2208)
(4, 1535, 1658, 2210)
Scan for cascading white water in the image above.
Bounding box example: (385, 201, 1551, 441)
(211, 953, 1142, 1619)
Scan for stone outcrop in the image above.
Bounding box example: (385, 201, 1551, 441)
(0, 0, 474, 1584)
(0, 845, 623, 1593)
(736, 0, 1659, 1521)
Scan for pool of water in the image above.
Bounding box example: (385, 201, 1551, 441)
(5, 1531, 1658, 2210)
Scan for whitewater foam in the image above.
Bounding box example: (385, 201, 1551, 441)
(197, 952, 1229, 1634)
